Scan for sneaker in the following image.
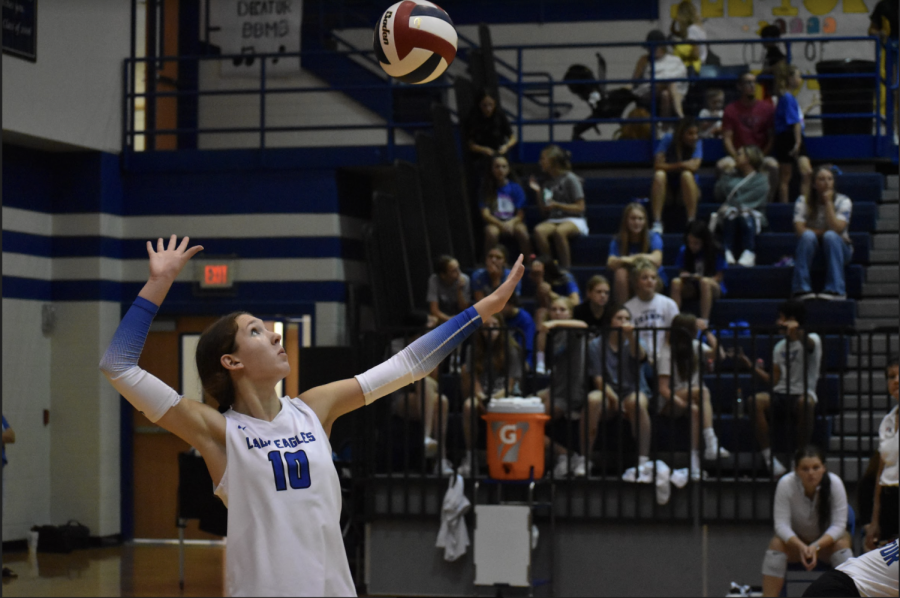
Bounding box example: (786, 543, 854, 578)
(424, 436, 438, 458)
(704, 445, 732, 461)
(651, 221, 664, 235)
(817, 291, 846, 301)
(737, 250, 756, 267)
(690, 467, 703, 482)
(725, 249, 736, 265)
(637, 461, 655, 484)
(554, 454, 573, 478)
(535, 362, 547, 376)
(769, 455, 788, 477)
(435, 458, 454, 476)
(573, 454, 587, 478)
(793, 291, 816, 301)
(1, 568, 17, 579)
(458, 452, 474, 477)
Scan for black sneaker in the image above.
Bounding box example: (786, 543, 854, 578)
(2, 568, 17, 579)
(792, 291, 816, 301)
(817, 291, 846, 301)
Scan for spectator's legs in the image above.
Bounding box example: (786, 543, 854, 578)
(740, 213, 756, 253)
(622, 392, 652, 461)
(822, 230, 852, 295)
(612, 266, 631, 306)
(722, 216, 738, 259)
(551, 221, 580, 269)
(762, 536, 793, 597)
(670, 277, 684, 309)
(791, 230, 819, 295)
(795, 393, 816, 451)
(461, 396, 484, 451)
(512, 221, 533, 261)
(484, 224, 501, 253)
(753, 392, 772, 450)
(797, 156, 812, 204)
(651, 170, 668, 223)
(763, 157, 779, 203)
(532, 221, 556, 261)
(586, 389, 618, 462)
(679, 171, 699, 222)
(777, 161, 793, 204)
(699, 277, 721, 321)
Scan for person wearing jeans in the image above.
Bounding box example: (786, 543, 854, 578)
(791, 165, 853, 301)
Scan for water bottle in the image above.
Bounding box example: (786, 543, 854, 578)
(735, 388, 744, 419)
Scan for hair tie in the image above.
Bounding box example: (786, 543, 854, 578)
(830, 165, 843, 176)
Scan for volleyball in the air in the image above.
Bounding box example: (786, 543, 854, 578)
(373, 1, 457, 84)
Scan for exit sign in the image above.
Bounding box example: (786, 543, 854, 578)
(195, 259, 236, 290)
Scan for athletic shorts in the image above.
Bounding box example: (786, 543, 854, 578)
(666, 170, 700, 198)
(773, 129, 808, 164)
(879, 485, 899, 542)
(800, 569, 860, 597)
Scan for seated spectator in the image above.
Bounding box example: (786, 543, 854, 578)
(573, 275, 614, 330)
(698, 88, 724, 139)
(535, 298, 592, 477)
(529, 256, 581, 374)
(631, 29, 688, 123)
(623, 257, 680, 360)
(761, 445, 853, 598)
(390, 340, 453, 476)
(717, 72, 778, 203)
(713, 144, 770, 267)
(459, 313, 524, 477)
(480, 155, 532, 260)
(670, 220, 726, 322)
(607, 202, 665, 306)
(529, 145, 587, 268)
(651, 116, 702, 233)
(464, 89, 517, 191)
(670, 0, 708, 75)
(427, 255, 471, 324)
(587, 306, 653, 475)
(740, 299, 822, 476)
(773, 63, 813, 205)
(472, 245, 523, 302)
(657, 313, 730, 481)
(792, 165, 853, 301)
(864, 356, 899, 551)
(501, 293, 536, 371)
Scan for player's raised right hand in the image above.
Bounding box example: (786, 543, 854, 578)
(147, 235, 204, 283)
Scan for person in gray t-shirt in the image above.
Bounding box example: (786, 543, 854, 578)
(586, 306, 652, 469)
(427, 255, 471, 324)
(529, 145, 587, 268)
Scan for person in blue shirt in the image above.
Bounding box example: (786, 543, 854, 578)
(773, 63, 812, 204)
(670, 219, 727, 321)
(607, 202, 666, 306)
(480, 155, 532, 260)
(502, 293, 536, 371)
(472, 245, 523, 302)
(650, 116, 702, 233)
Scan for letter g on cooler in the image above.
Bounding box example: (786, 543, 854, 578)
(499, 424, 518, 445)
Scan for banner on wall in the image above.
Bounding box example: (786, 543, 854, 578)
(209, 0, 302, 77)
(2, 0, 37, 62)
(658, 0, 877, 107)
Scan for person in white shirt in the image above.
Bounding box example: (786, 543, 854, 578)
(761, 445, 854, 597)
(792, 165, 854, 301)
(802, 538, 898, 597)
(698, 88, 724, 139)
(865, 356, 899, 552)
(741, 299, 822, 477)
(631, 29, 688, 124)
(656, 313, 730, 481)
(99, 235, 524, 597)
(624, 257, 680, 361)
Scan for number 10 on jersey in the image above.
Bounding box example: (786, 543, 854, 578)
(267, 450, 311, 491)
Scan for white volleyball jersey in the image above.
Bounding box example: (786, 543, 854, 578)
(214, 396, 356, 597)
(836, 539, 899, 598)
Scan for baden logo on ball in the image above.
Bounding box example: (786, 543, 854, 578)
(374, 1, 458, 84)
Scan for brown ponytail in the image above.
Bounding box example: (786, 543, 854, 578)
(196, 311, 248, 412)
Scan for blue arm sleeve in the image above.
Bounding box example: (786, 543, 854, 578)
(99, 297, 159, 374)
(355, 307, 482, 403)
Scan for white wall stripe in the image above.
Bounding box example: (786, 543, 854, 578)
(2, 207, 366, 240)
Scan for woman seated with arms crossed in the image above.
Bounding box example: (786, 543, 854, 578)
(761, 445, 853, 597)
(99, 235, 524, 597)
(713, 144, 770, 267)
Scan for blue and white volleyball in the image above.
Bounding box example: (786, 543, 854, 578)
(374, 1, 458, 84)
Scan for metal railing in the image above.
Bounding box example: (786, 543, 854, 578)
(124, 32, 899, 160)
(353, 325, 897, 524)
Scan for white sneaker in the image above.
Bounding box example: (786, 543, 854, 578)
(704, 445, 732, 461)
(637, 462, 655, 484)
(725, 249, 736, 265)
(652, 221, 664, 235)
(435, 458, 454, 476)
(535, 362, 547, 376)
(738, 250, 756, 267)
(424, 436, 438, 458)
(458, 452, 474, 477)
(573, 454, 587, 478)
(769, 456, 787, 477)
(554, 454, 573, 478)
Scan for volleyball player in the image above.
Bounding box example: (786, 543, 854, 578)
(802, 539, 898, 597)
(100, 235, 524, 597)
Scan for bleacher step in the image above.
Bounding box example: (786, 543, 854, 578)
(838, 393, 893, 410)
(859, 299, 900, 319)
(853, 318, 900, 332)
(866, 265, 900, 284)
(883, 188, 899, 202)
(825, 457, 863, 483)
(877, 219, 899, 232)
(840, 371, 887, 393)
(879, 203, 898, 220)
(833, 412, 888, 435)
(887, 174, 898, 190)
(862, 282, 899, 297)
(847, 353, 894, 368)
(870, 249, 899, 263)
(850, 334, 899, 353)
(829, 435, 879, 454)
(873, 234, 899, 251)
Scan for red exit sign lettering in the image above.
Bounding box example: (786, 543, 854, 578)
(205, 264, 229, 285)
(197, 260, 235, 289)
